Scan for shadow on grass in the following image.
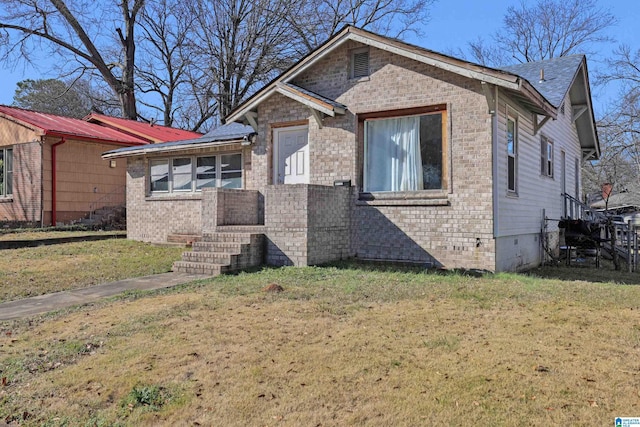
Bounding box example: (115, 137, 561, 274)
(524, 260, 640, 285)
(321, 259, 493, 277)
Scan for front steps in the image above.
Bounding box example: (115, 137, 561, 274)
(172, 228, 265, 276)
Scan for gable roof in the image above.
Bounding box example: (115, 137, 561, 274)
(0, 105, 149, 145)
(502, 54, 599, 159)
(225, 25, 599, 160)
(84, 112, 202, 143)
(500, 55, 585, 108)
(103, 122, 256, 159)
(226, 25, 557, 125)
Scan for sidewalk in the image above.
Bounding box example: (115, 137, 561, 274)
(0, 272, 209, 321)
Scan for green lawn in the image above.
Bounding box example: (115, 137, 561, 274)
(0, 236, 184, 302)
(2, 261, 640, 426)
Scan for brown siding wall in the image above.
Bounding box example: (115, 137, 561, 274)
(42, 138, 129, 225)
(0, 141, 42, 225)
(0, 120, 41, 225)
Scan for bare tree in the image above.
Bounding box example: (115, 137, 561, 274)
(0, 0, 145, 119)
(136, 0, 190, 127)
(591, 45, 640, 203)
(289, 0, 435, 56)
(184, 0, 304, 125)
(185, 0, 435, 126)
(467, 0, 616, 66)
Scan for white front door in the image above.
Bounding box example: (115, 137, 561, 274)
(274, 126, 309, 184)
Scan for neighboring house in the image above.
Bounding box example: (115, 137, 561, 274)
(0, 105, 201, 226)
(84, 112, 202, 143)
(104, 26, 599, 272)
(590, 192, 640, 215)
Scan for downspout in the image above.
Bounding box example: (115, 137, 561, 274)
(491, 85, 499, 271)
(40, 137, 45, 228)
(51, 138, 66, 226)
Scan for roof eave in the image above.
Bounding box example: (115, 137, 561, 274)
(518, 80, 558, 118)
(226, 27, 555, 125)
(102, 139, 245, 159)
(44, 131, 148, 146)
(0, 112, 45, 135)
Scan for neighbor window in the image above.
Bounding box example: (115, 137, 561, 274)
(0, 147, 13, 197)
(507, 116, 517, 193)
(149, 153, 242, 194)
(541, 136, 554, 177)
(363, 108, 445, 192)
(350, 47, 370, 79)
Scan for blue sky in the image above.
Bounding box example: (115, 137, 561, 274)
(0, 0, 637, 116)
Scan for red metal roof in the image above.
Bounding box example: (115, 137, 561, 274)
(0, 105, 149, 145)
(84, 113, 202, 143)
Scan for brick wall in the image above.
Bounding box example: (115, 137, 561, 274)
(126, 156, 202, 243)
(250, 40, 496, 270)
(307, 185, 352, 264)
(201, 188, 263, 233)
(264, 184, 351, 266)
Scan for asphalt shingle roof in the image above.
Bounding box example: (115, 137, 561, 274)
(499, 54, 585, 108)
(103, 122, 256, 157)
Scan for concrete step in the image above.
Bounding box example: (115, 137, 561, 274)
(201, 232, 258, 244)
(211, 225, 266, 233)
(181, 251, 231, 265)
(172, 261, 226, 276)
(167, 233, 202, 245)
(174, 232, 265, 277)
(192, 241, 243, 253)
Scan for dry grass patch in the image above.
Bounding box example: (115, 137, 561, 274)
(1, 265, 640, 425)
(0, 239, 184, 302)
(0, 230, 125, 241)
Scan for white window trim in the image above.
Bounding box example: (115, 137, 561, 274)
(149, 152, 242, 194)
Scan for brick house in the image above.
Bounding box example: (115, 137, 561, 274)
(104, 26, 599, 273)
(0, 106, 201, 226)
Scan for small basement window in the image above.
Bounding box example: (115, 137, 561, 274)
(350, 47, 370, 79)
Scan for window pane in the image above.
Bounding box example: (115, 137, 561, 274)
(221, 154, 241, 171)
(508, 156, 515, 191)
(172, 157, 192, 191)
(0, 150, 4, 196)
(220, 154, 242, 189)
(507, 119, 515, 154)
(221, 171, 242, 188)
(5, 148, 12, 195)
(365, 113, 443, 192)
(150, 159, 169, 192)
(197, 156, 217, 189)
(420, 114, 443, 190)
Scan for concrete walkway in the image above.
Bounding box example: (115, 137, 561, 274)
(0, 272, 209, 321)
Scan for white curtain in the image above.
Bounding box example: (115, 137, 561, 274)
(365, 116, 423, 192)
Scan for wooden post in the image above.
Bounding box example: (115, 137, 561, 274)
(628, 220, 633, 273)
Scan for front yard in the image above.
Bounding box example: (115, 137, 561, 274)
(0, 233, 184, 302)
(1, 248, 640, 425)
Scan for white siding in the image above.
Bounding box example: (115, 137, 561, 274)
(494, 90, 581, 270)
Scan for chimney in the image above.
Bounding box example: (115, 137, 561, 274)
(601, 182, 612, 200)
(539, 69, 545, 83)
